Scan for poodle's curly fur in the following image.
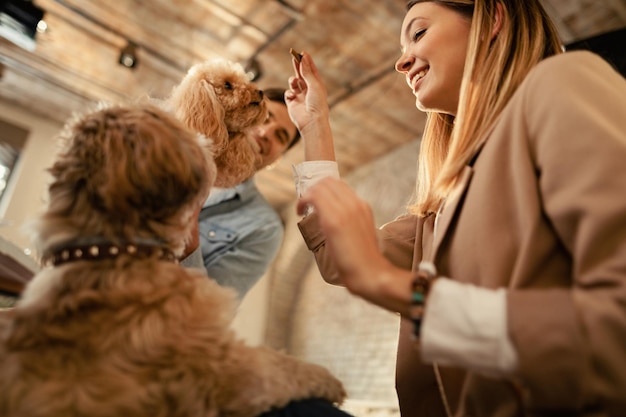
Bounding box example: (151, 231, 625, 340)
(0, 103, 345, 417)
(167, 59, 268, 188)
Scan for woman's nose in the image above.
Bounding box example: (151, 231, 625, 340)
(395, 53, 413, 73)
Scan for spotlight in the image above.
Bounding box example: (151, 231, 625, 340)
(244, 57, 262, 81)
(36, 19, 47, 33)
(119, 41, 138, 69)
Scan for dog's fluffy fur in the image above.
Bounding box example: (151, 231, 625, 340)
(0, 103, 345, 417)
(167, 58, 267, 188)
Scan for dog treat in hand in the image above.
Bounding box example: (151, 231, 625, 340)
(290, 48, 303, 63)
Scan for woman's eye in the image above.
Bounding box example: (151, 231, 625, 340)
(413, 29, 426, 41)
(224, 81, 232, 90)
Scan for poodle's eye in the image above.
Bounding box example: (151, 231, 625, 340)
(224, 81, 233, 90)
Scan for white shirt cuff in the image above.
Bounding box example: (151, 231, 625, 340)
(292, 161, 340, 197)
(421, 279, 518, 376)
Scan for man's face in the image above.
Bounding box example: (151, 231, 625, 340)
(248, 100, 298, 170)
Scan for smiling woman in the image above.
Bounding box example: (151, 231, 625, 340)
(286, 0, 626, 415)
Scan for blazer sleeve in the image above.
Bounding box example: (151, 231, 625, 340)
(297, 212, 420, 285)
(507, 51, 626, 412)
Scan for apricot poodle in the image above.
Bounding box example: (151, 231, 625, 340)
(167, 58, 267, 187)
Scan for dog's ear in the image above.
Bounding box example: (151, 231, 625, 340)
(169, 77, 229, 154)
(212, 133, 257, 188)
(195, 80, 230, 152)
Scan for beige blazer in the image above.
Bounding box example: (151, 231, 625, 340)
(298, 51, 626, 416)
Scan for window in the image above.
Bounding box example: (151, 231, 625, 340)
(0, 118, 28, 206)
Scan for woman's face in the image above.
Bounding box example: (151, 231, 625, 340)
(395, 2, 472, 115)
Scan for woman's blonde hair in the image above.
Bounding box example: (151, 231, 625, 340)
(407, 0, 563, 216)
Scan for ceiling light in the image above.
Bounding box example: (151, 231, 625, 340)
(119, 41, 138, 69)
(244, 57, 262, 81)
(36, 19, 47, 33)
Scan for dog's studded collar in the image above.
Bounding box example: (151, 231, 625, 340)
(42, 241, 178, 267)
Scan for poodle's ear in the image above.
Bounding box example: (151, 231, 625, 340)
(197, 80, 229, 151)
(172, 79, 229, 153)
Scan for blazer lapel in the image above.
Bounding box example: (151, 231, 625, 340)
(430, 165, 474, 262)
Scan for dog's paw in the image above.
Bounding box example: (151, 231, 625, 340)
(297, 361, 347, 405)
(216, 344, 347, 416)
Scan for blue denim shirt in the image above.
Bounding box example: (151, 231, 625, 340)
(198, 178, 284, 299)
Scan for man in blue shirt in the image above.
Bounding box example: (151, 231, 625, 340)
(196, 88, 300, 300)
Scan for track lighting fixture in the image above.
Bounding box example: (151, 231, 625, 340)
(244, 57, 262, 81)
(118, 41, 138, 69)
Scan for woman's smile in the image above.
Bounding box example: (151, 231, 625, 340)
(409, 67, 429, 93)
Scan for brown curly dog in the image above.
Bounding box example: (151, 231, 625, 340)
(0, 103, 345, 417)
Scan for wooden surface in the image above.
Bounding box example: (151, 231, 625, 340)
(1, 0, 625, 210)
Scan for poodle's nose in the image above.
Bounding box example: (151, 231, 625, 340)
(251, 89, 264, 105)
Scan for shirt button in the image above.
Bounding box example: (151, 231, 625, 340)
(209, 231, 216, 237)
(305, 174, 313, 179)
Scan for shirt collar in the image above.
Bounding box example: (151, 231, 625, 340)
(202, 177, 256, 208)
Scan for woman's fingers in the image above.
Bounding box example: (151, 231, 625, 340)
(299, 178, 373, 237)
(291, 53, 302, 78)
(302, 52, 323, 82)
(299, 53, 326, 95)
(298, 178, 388, 297)
(298, 177, 344, 218)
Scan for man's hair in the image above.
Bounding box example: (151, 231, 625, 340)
(263, 87, 301, 150)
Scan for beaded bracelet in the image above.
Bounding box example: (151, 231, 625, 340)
(410, 261, 437, 338)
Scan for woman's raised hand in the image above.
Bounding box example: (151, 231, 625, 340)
(286, 52, 329, 129)
(285, 52, 335, 161)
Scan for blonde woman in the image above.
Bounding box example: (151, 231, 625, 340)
(286, 0, 626, 416)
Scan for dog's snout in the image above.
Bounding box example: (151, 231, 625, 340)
(250, 89, 264, 105)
